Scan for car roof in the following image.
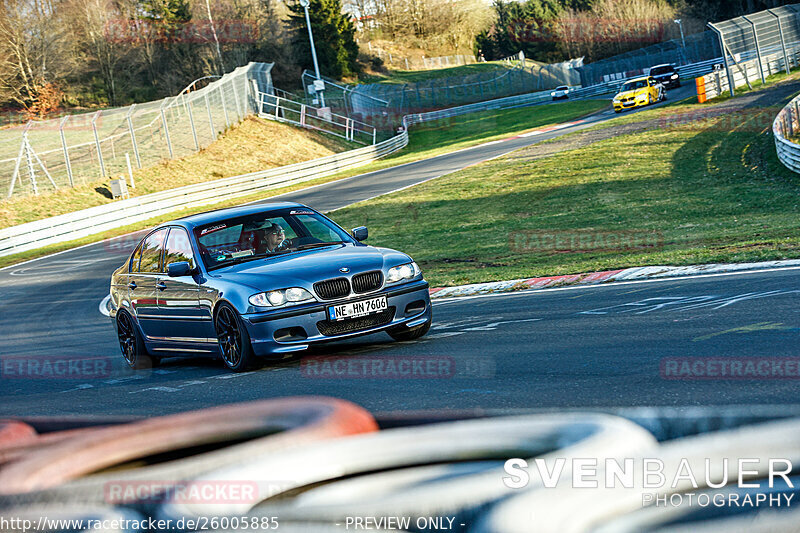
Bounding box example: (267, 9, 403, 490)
(625, 76, 650, 83)
(650, 64, 675, 69)
(163, 201, 308, 230)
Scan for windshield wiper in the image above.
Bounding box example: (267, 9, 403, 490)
(295, 241, 344, 251)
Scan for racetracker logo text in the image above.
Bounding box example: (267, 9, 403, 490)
(661, 357, 800, 380)
(1, 357, 113, 379)
(300, 355, 495, 379)
(509, 230, 664, 254)
(104, 480, 261, 504)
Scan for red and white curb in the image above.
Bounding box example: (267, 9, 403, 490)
(428, 259, 800, 299)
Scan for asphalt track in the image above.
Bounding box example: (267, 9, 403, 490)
(7, 85, 797, 417)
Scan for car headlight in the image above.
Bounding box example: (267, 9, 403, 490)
(671, 74, 679, 79)
(386, 262, 421, 284)
(551, 92, 556, 97)
(249, 287, 314, 307)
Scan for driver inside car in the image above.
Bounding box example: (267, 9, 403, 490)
(263, 223, 289, 253)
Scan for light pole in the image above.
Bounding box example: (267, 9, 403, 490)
(300, 0, 325, 107)
(674, 18, 686, 64)
(674, 19, 686, 49)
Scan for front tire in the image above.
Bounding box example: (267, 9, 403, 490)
(388, 317, 432, 341)
(215, 303, 256, 372)
(117, 311, 159, 370)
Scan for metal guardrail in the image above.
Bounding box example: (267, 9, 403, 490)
(773, 92, 800, 173)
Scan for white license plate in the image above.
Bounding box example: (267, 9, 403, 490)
(328, 296, 388, 321)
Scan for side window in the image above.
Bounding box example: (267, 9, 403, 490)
(164, 228, 196, 270)
(129, 242, 144, 272)
(138, 228, 168, 273)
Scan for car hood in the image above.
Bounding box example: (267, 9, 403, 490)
(616, 88, 647, 99)
(208, 244, 410, 291)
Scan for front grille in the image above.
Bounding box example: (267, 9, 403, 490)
(352, 270, 383, 294)
(317, 307, 396, 336)
(314, 278, 350, 300)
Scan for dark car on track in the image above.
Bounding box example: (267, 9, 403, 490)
(109, 202, 432, 372)
(647, 63, 681, 89)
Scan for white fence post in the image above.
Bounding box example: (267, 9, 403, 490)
(126, 104, 142, 169)
(205, 93, 216, 137)
(59, 116, 74, 187)
(187, 100, 200, 151)
(91, 111, 106, 178)
(160, 99, 174, 159)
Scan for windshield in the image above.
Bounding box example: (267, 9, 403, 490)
(621, 80, 648, 92)
(649, 66, 673, 76)
(194, 208, 353, 270)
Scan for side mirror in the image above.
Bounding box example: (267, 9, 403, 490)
(167, 261, 192, 277)
(351, 226, 368, 242)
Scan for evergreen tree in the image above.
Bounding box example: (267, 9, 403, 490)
(287, 0, 360, 79)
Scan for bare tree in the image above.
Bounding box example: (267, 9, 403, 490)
(0, 0, 72, 110)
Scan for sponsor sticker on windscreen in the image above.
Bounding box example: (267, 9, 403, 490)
(329, 295, 388, 320)
(200, 224, 226, 236)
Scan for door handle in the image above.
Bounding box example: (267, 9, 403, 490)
(156, 282, 167, 291)
(128, 281, 137, 290)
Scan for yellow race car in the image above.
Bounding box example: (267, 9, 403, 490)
(612, 76, 666, 113)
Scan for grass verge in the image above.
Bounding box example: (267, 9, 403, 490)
(330, 89, 800, 287)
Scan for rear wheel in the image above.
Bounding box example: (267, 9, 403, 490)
(117, 311, 159, 369)
(389, 317, 432, 341)
(215, 303, 256, 372)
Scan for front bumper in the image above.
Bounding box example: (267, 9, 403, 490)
(656, 78, 680, 88)
(241, 279, 432, 356)
(613, 98, 648, 112)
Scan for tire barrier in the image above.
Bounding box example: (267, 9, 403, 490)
(591, 476, 800, 533)
(0, 397, 377, 504)
(3, 400, 800, 531)
(0, 420, 36, 447)
(157, 413, 656, 523)
(475, 416, 800, 533)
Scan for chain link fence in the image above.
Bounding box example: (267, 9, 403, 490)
(709, 4, 800, 97)
(577, 31, 722, 86)
(365, 45, 477, 71)
(0, 62, 274, 199)
(303, 56, 582, 128)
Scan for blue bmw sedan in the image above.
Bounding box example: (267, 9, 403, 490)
(109, 202, 432, 371)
